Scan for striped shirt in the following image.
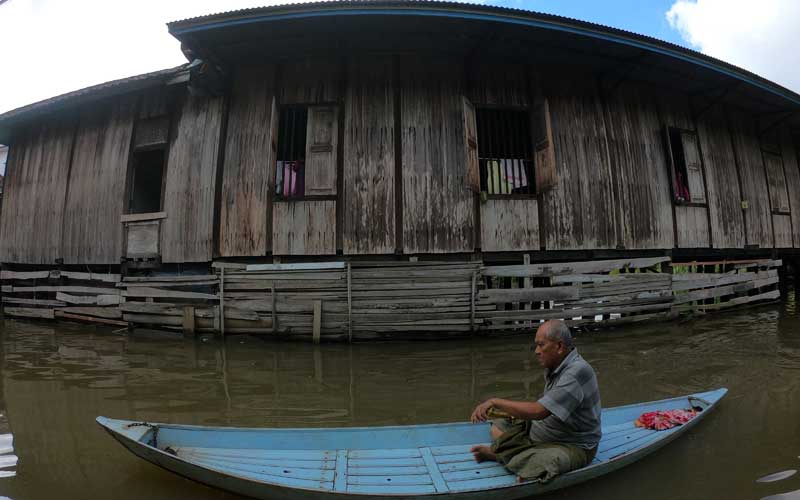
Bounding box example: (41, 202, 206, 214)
(529, 348, 602, 450)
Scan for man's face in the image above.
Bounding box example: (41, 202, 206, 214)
(534, 327, 564, 370)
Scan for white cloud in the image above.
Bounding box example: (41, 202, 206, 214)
(0, 0, 289, 114)
(666, 0, 800, 93)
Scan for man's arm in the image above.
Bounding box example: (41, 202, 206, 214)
(470, 398, 551, 423)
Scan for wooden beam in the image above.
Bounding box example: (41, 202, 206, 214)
(3, 307, 55, 319)
(56, 307, 122, 319)
(56, 293, 120, 305)
(483, 257, 670, 277)
(313, 300, 322, 344)
(55, 310, 128, 326)
(13, 286, 120, 295)
(220, 267, 225, 337)
(347, 263, 352, 343)
(245, 262, 346, 272)
(182, 306, 196, 334)
(120, 212, 167, 223)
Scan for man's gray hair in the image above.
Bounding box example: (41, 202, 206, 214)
(544, 320, 574, 349)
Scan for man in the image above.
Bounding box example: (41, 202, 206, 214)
(469, 319, 601, 483)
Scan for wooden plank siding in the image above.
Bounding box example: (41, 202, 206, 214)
(62, 98, 136, 264)
(0, 119, 75, 264)
(465, 62, 530, 108)
(280, 60, 342, 105)
(219, 65, 277, 256)
(727, 108, 773, 248)
(466, 62, 538, 252)
(273, 200, 336, 255)
(656, 90, 710, 248)
(694, 107, 745, 248)
(480, 199, 539, 251)
(400, 59, 474, 254)
(342, 58, 396, 254)
(603, 82, 674, 249)
(161, 94, 225, 263)
(542, 71, 617, 250)
(780, 128, 800, 247)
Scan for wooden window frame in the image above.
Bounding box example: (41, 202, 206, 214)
(762, 149, 791, 215)
(473, 104, 538, 200)
(664, 126, 707, 207)
(125, 115, 171, 218)
(273, 101, 340, 203)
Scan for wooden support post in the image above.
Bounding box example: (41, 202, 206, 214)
(470, 271, 477, 333)
(347, 263, 352, 342)
(270, 285, 277, 333)
(523, 254, 532, 326)
(182, 306, 196, 335)
(313, 300, 322, 344)
(219, 267, 225, 337)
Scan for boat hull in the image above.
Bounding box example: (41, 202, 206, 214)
(98, 388, 727, 499)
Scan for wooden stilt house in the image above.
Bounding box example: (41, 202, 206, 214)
(0, 2, 795, 340)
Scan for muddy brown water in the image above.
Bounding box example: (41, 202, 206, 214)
(1, 289, 800, 500)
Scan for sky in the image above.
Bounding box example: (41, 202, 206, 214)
(0, 0, 798, 116)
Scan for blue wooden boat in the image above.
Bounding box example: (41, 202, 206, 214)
(97, 388, 726, 499)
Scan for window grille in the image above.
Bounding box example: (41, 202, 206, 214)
(476, 108, 535, 196)
(275, 105, 308, 199)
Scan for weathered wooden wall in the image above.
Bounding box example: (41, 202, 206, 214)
(727, 108, 773, 248)
(161, 94, 225, 263)
(4, 59, 800, 266)
(694, 107, 746, 248)
(466, 62, 539, 252)
(342, 58, 396, 254)
(219, 65, 277, 257)
(400, 59, 474, 254)
(273, 200, 336, 255)
(466, 62, 530, 108)
(62, 98, 136, 264)
(542, 70, 617, 250)
(780, 129, 800, 247)
(480, 199, 539, 251)
(280, 60, 342, 105)
(603, 82, 674, 249)
(656, 90, 710, 248)
(0, 119, 74, 264)
(271, 60, 342, 256)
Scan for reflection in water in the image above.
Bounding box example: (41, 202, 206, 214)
(0, 285, 798, 499)
(758, 470, 798, 483)
(762, 491, 800, 500)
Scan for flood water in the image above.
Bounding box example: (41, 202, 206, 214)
(1, 287, 800, 500)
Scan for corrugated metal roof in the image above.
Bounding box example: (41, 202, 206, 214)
(0, 65, 187, 128)
(167, 0, 800, 107)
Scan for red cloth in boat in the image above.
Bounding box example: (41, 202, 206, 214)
(635, 409, 697, 430)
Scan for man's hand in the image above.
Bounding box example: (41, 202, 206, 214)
(470, 398, 496, 423)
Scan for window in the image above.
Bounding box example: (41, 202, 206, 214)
(127, 116, 169, 214)
(275, 104, 338, 199)
(275, 105, 307, 199)
(462, 96, 555, 196)
(665, 127, 706, 204)
(763, 151, 790, 214)
(128, 149, 166, 213)
(476, 108, 535, 195)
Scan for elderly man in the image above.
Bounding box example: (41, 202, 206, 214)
(469, 319, 601, 483)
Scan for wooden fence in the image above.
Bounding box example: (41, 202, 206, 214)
(0, 257, 783, 341)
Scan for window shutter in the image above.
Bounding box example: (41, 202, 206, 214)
(133, 115, 170, 150)
(680, 131, 706, 204)
(304, 105, 338, 196)
(532, 98, 556, 192)
(764, 151, 790, 213)
(462, 96, 480, 192)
